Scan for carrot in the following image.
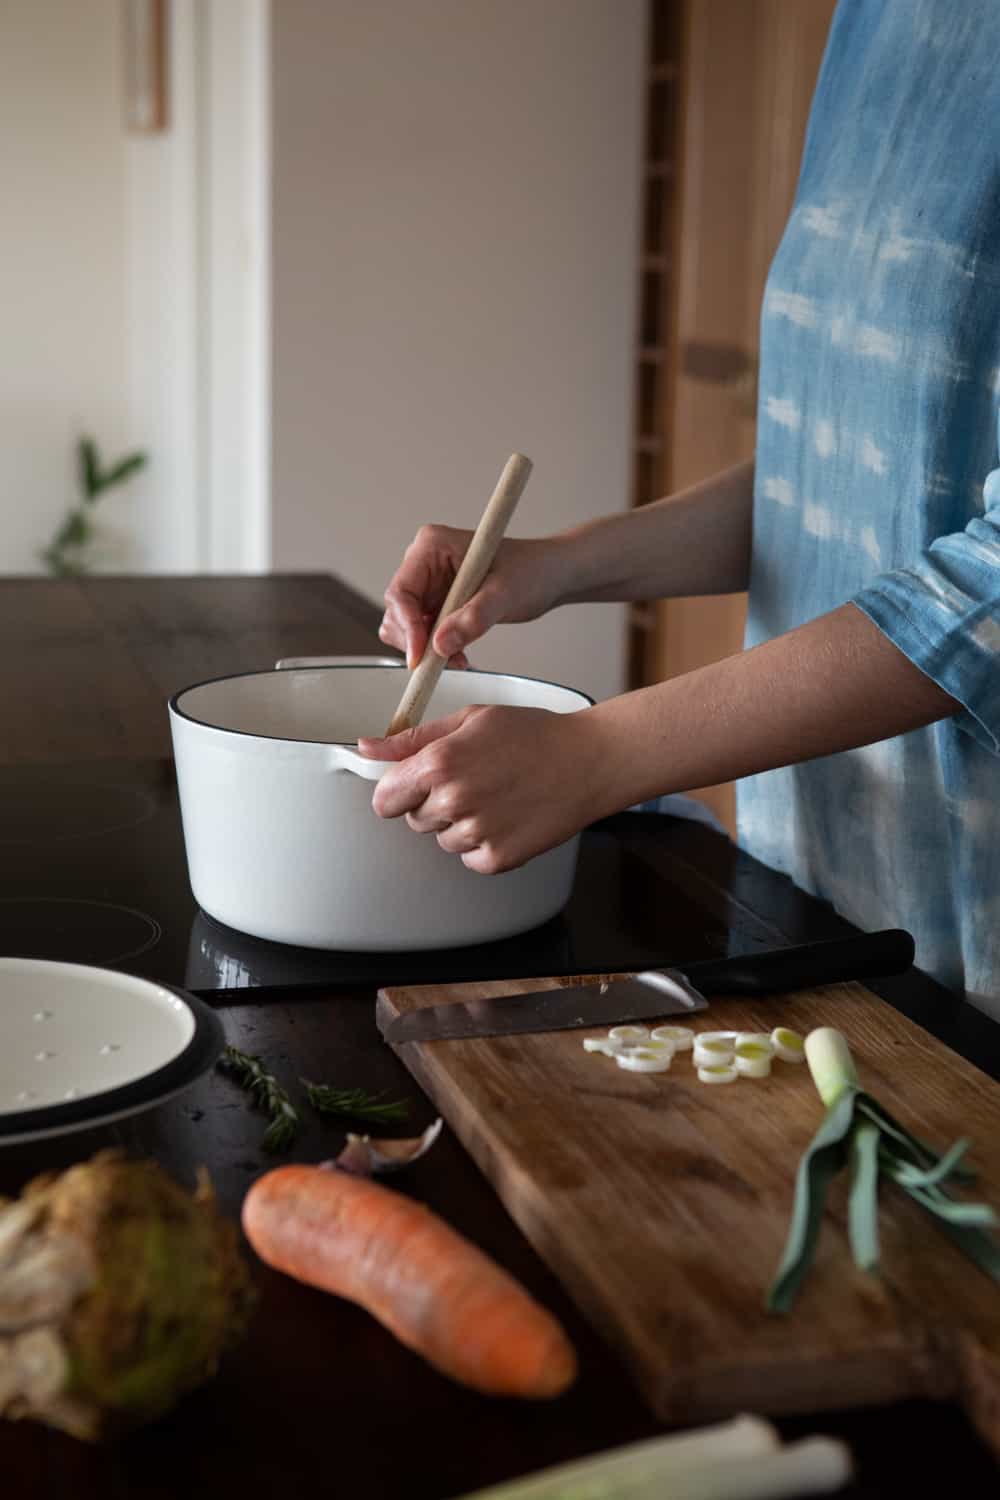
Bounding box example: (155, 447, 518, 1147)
(242, 1164, 577, 1399)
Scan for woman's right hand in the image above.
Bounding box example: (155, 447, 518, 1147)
(379, 526, 572, 668)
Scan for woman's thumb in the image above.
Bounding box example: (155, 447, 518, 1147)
(433, 581, 506, 657)
(358, 710, 465, 762)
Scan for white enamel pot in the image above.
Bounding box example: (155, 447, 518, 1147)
(168, 659, 592, 951)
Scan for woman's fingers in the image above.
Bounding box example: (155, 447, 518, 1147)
(360, 709, 468, 766)
(380, 527, 564, 674)
(405, 808, 450, 834)
(363, 711, 476, 820)
(378, 605, 469, 669)
(432, 576, 508, 659)
(366, 703, 613, 879)
(436, 819, 481, 855)
(381, 524, 475, 666)
(379, 599, 427, 667)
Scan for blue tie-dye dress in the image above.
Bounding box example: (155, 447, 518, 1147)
(740, 0, 1000, 1017)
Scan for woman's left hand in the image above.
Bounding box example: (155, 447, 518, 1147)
(358, 706, 615, 873)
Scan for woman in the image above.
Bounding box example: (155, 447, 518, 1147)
(362, 2, 1000, 1018)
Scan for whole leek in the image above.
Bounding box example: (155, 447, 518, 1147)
(768, 1027, 1000, 1312)
(452, 1417, 852, 1500)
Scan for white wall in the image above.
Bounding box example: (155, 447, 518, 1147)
(270, 0, 645, 700)
(0, 1, 132, 573)
(0, 1, 269, 578)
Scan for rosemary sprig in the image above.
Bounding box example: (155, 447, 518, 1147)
(301, 1080, 409, 1125)
(217, 1046, 301, 1153)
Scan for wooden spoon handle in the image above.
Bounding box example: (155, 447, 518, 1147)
(385, 453, 533, 737)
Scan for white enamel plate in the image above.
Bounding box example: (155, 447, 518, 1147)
(0, 958, 224, 1145)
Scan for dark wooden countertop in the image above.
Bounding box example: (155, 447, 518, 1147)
(2, 574, 997, 1498)
(0, 573, 388, 765)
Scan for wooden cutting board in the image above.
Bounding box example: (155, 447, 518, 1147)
(376, 975, 1000, 1454)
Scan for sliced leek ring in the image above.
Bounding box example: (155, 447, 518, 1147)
(616, 1046, 672, 1073)
(770, 1026, 806, 1063)
(734, 1033, 774, 1055)
(650, 1025, 694, 1050)
(608, 1024, 650, 1043)
(584, 1035, 673, 1060)
(697, 1062, 738, 1085)
(735, 1052, 772, 1079)
(734, 1037, 773, 1071)
(693, 1037, 735, 1067)
(583, 1037, 619, 1055)
(620, 1037, 674, 1058)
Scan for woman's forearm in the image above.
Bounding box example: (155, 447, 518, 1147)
(583, 602, 961, 813)
(555, 458, 755, 606)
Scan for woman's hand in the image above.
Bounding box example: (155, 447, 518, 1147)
(379, 460, 757, 668)
(379, 528, 572, 668)
(358, 706, 619, 873)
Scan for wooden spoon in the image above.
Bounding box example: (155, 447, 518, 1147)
(384, 452, 533, 737)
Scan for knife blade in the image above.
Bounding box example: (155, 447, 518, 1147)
(379, 928, 915, 1045)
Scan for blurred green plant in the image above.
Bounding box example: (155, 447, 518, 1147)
(40, 436, 147, 576)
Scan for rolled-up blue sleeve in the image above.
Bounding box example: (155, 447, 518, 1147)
(852, 436, 1000, 755)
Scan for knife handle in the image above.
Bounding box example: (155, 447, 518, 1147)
(679, 928, 915, 997)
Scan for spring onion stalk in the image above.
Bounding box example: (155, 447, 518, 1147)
(453, 1421, 852, 1500)
(768, 1027, 1000, 1312)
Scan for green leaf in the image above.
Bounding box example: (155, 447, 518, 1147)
(887, 1136, 971, 1190)
(767, 1086, 858, 1313)
(857, 1095, 976, 1182)
(102, 452, 147, 489)
(848, 1119, 881, 1272)
(898, 1182, 997, 1227)
(909, 1210, 1000, 1280)
(78, 437, 100, 500)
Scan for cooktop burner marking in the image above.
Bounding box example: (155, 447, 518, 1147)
(0, 898, 163, 966)
(0, 782, 159, 845)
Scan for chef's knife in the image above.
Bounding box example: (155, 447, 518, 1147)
(380, 928, 915, 1045)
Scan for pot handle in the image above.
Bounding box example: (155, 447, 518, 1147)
(327, 743, 389, 782)
(274, 655, 403, 670)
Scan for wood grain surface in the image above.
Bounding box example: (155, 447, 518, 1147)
(378, 974, 1000, 1455)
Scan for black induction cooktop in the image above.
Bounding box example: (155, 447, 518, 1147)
(0, 759, 780, 997)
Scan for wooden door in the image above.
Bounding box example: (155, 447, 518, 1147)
(644, 0, 836, 834)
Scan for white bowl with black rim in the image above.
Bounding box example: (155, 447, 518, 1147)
(0, 958, 223, 1145)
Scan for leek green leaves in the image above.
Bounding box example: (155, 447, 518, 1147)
(768, 1028, 1000, 1311)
